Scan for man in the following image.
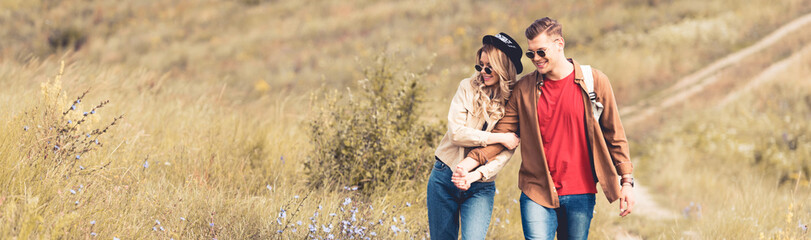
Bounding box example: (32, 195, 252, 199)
(462, 17, 635, 239)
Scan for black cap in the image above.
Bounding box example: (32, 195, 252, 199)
(482, 32, 523, 74)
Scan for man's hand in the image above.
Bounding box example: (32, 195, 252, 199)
(619, 184, 635, 217)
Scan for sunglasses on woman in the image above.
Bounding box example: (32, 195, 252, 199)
(474, 65, 492, 74)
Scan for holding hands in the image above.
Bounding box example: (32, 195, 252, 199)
(452, 166, 483, 190)
(451, 157, 483, 190)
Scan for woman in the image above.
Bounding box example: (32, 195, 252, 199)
(427, 32, 523, 240)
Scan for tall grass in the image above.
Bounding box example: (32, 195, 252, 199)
(1, 0, 810, 238)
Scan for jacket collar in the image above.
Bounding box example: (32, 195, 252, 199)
(534, 58, 583, 87)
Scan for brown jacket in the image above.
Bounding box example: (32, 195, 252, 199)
(468, 59, 633, 208)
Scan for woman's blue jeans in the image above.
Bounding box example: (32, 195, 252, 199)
(520, 192, 596, 240)
(427, 159, 495, 240)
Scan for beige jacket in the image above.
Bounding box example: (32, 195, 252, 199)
(434, 77, 515, 182)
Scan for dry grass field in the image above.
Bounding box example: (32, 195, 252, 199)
(1, 0, 810, 239)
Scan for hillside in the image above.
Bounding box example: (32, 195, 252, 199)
(1, 0, 810, 238)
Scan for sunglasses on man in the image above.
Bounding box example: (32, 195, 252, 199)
(525, 49, 546, 59)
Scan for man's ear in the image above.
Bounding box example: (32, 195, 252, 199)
(557, 37, 565, 50)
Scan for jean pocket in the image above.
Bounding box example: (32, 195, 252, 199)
(433, 158, 447, 171)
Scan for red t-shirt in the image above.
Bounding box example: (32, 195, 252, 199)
(537, 69, 597, 196)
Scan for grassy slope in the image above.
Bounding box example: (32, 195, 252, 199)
(0, 0, 810, 238)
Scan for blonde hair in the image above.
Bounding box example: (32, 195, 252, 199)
(470, 44, 517, 122)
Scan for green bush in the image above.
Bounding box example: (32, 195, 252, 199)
(305, 54, 443, 192)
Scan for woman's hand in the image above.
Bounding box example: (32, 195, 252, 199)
(495, 132, 520, 150)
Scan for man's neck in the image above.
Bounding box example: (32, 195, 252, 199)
(545, 58, 574, 81)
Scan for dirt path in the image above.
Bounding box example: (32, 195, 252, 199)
(621, 12, 811, 126)
(717, 43, 811, 107)
(612, 12, 811, 239)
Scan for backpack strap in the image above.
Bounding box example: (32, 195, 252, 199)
(582, 65, 594, 95)
(581, 65, 604, 120)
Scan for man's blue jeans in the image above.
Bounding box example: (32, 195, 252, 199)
(520, 192, 596, 240)
(427, 159, 495, 240)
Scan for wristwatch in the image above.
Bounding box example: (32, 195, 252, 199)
(621, 177, 634, 187)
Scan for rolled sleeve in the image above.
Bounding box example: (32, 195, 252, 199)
(477, 149, 516, 181)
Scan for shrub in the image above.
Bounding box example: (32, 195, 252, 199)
(305, 54, 443, 192)
(47, 27, 87, 52)
(19, 62, 123, 175)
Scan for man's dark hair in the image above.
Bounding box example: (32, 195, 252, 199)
(525, 17, 563, 40)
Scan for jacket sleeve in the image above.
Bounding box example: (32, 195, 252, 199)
(476, 148, 516, 181)
(466, 85, 521, 165)
(595, 69, 633, 175)
(447, 80, 492, 147)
